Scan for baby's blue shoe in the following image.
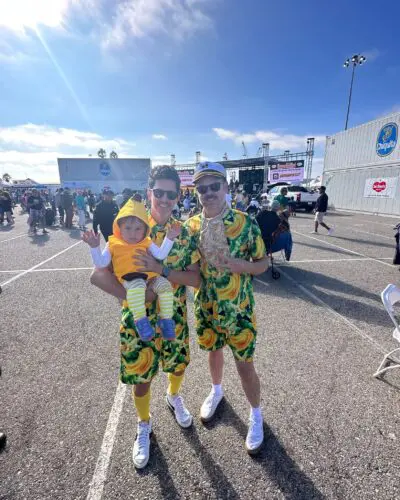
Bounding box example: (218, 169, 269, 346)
(135, 317, 154, 342)
(158, 319, 176, 340)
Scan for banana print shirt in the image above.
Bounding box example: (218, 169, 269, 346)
(185, 209, 266, 326)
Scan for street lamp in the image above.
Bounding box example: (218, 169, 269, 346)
(343, 54, 366, 131)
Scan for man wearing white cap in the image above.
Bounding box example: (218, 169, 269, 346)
(185, 162, 268, 454)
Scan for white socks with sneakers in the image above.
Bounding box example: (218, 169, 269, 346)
(251, 406, 262, 419)
(212, 384, 223, 396)
(211, 385, 261, 418)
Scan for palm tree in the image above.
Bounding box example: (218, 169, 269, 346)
(2, 173, 11, 183)
(97, 148, 107, 159)
(110, 151, 118, 159)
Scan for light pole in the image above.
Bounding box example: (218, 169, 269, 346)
(343, 54, 366, 131)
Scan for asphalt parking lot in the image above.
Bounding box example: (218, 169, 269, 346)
(1, 209, 399, 500)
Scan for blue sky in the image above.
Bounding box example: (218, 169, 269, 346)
(1, 0, 399, 182)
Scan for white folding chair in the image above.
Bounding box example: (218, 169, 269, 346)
(374, 284, 400, 378)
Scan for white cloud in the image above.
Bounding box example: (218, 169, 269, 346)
(213, 127, 326, 151)
(212, 128, 237, 140)
(151, 155, 172, 166)
(0, 0, 72, 32)
(0, 0, 215, 56)
(152, 134, 168, 140)
(0, 124, 135, 151)
(103, 0, 213, 48)
(0, 123, 136, 182)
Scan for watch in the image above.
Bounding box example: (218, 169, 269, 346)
(161, 266, 171, 278)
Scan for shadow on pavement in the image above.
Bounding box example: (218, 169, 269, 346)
(200, 400, 325, 500)
(137, 434, 182, 500)
(331, 235, 394, 249)
(29, 234, 50, 247)
(66, 228, 83, 240)
(257, 268, 391, 328)
(376, 376, 400, 393)
(181, 422, 241, 500)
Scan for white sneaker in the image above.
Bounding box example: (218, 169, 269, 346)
(328, 228, 334, 236)
(246, 413, 264, 455)
(132, 419, 152, 469)
(166, 394, 193, 428)
(310, 231, 318, 234)
(200, 389, 224, 423)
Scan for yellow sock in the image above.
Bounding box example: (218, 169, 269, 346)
(168, 372, 184, 396)
(126, 287, 146, 320)
(133, 390, 151, 421)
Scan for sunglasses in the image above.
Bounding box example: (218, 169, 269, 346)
(151, 189, 178, 200)
(196, 182, 222, 195)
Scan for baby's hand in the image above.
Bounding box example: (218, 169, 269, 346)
(166, 223, 181, 240)
(82, 230, 101, 248)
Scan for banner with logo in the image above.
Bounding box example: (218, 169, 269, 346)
(178, 169, 194, 187)
(376, 122, 398, 157)
(268, 160, 305, 183)
(363, 177, 398, 198)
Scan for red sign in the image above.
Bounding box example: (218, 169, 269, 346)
(372, 181, 386, 193)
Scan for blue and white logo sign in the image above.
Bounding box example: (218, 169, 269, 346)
(376, 122, 398, 157)
(99, 162, 111, 177)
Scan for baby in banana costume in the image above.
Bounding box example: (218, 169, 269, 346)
(83, 198, 180, 341)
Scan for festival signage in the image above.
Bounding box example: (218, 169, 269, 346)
(363, 177, 398, 198)
(178, 169, 194, 187)
(268, 160, 305, 183)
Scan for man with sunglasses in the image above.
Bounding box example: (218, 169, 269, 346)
(185, 162, 268, 455)
(90, 165, 201, 469)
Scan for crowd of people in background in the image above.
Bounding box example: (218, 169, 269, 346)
(0, 179, 329, 246)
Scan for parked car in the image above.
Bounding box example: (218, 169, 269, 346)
(267, 185, 319, 212)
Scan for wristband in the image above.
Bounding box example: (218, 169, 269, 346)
(161, 266, 171, 278)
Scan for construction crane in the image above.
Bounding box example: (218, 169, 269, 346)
(241, 141, 248, 159)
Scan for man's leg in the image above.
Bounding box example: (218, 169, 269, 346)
(200, 349, 225, 423)
(235, 359, 264, 454)
(209, 349, 224, 385)
(320, 221, 331, 232)
(132, 382, 152, 469)
(166, 368, 193, 428)
(235, 360, 260, 408)
(41, 210, 48, 233)
(314, 220, 319, 232)
(58, 207, 64, 225)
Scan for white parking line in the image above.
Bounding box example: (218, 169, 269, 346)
(0, 232, 27, 243)
(254, 272, 387, 355)
(288, 257, 393, 263)
(293, 223, 393, 240)
(0, 241, 82, 288)
(0, 267, 93, 274)
(292, 231, 393, 268)
(86, 382, 127, 500)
